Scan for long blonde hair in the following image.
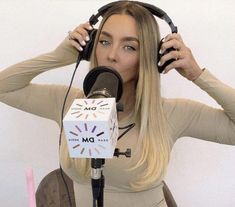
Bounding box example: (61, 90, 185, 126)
(65, 1, 172, 191)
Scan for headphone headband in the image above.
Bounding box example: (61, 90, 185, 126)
(89, 1, 177, 33)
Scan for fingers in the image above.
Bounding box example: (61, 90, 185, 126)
(68, 22, 93, 51)
(158, 34, 203, 80)
(158, 33, 186, 73)
(163, 33, 183, 43)
(158, 50, 183, 66)
(159, 39, 182, 54)
(159, 33, 183, 54)
(163, 59, 184, 74)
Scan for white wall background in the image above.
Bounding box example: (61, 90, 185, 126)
(0, 0, 235, 206)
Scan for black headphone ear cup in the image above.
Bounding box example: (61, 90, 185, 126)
(80, 29, 97, 61)
(157, 38, 176, 73)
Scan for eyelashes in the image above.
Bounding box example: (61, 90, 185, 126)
(99, 40, 110, 46)
(98, 39, 137, 51)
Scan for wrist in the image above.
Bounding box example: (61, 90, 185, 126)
(191, 68, 205, 81)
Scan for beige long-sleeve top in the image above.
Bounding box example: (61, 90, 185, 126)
(1, 37, 235, 207)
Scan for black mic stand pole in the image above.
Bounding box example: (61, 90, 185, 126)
(91, 158, 105, 207)
(91, 148, 131, 207)
(90, 102, 131, 207)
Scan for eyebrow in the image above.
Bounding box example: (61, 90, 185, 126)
(100, 31, 139, 43)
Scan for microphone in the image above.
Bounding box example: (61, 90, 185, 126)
(83, 66, 123, 101)
(63, 66, 123, 159)
(63, 67, 125, 206)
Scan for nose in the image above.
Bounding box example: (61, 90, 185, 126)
(107, 45, 118, 62)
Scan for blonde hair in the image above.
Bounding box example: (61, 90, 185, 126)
(64, 1, 172, 191)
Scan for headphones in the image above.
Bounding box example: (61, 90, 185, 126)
(78, 0, 178, 73)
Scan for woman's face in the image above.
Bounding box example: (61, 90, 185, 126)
(96, 14, 140, 84)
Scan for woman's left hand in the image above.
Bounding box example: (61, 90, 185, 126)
(158, 33, 203, 81)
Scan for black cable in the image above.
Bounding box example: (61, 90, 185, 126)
(118, 123, 135, 140)
(58, 55, 82, 207)
(59, 55, 82, 146)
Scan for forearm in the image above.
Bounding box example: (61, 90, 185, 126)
(193, 69, 235, 122)
(0, 37, 78, 94)
(167, 69, 235, 145)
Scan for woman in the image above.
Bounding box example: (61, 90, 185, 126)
(0, 1, 235, 206)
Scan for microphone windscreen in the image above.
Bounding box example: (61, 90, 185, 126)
(83, 66, 123, 101)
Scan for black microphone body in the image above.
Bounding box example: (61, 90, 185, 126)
(83, 66, 123, 101)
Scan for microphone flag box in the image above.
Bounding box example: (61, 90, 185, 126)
(63, 98, 119, 158)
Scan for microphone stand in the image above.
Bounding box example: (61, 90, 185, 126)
(91, 158, 105, 207)
(84, 67, 129, 206)
(91, 149, 131, 207)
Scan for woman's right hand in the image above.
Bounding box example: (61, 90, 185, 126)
(68, 22, 93, 51)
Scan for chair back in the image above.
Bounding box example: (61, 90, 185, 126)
(36, 169, 76, 207)
(36, 169, 177, 207)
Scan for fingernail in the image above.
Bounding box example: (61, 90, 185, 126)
(163, 70, 167, 74)
(85, 36, 90, 41)
(162, 38, 166, 42)
(81, 40, 86, 46)
(158, 61, 162, 66)
(159, 49, 163, 54)
(79, 46, 83, 51)
(88, 25, 93, 30)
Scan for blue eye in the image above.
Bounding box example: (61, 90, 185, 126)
(124, 45, 136, 51)
(99, 40, 110, 46)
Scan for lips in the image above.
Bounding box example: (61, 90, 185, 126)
(98, 65, 118, 72)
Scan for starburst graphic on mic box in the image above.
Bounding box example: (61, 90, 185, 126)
(63, 98, 119, 158)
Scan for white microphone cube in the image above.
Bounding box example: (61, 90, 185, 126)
(63, 98, 119, 158)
